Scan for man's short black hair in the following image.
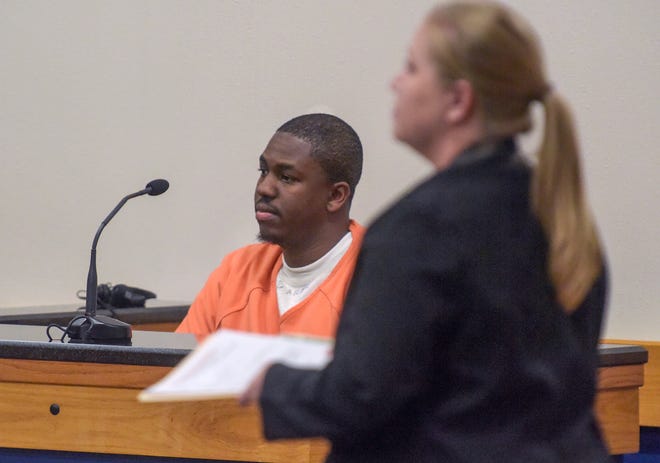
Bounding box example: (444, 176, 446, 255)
(276, 113, 363, 199)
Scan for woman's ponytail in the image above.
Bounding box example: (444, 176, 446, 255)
(532, 91, 603, 312)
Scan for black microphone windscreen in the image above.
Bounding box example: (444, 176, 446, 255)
(146, 179, 169, 196)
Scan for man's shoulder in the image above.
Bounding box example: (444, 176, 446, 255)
(221, 241, 283, 270)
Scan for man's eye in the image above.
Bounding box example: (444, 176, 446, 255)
(258, 168, 267, 176)
(280, 174, 293, 183)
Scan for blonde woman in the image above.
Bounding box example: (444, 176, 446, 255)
(242, 2, 608, 462)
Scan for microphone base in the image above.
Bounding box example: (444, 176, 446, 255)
(67, 314, 132, 346)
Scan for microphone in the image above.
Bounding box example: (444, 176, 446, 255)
(146, 178, 169, 196)
(67, 179, 170, 344)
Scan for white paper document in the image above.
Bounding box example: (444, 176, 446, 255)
(138, 329, 333, 402)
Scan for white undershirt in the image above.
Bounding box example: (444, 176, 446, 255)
(276, 231, 353, 315)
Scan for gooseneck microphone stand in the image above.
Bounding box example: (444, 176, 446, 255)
(66, 179, 169, 344)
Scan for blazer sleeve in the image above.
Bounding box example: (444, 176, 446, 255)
(260, 206, 462, 446)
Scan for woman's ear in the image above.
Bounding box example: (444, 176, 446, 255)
(446, 79, 477, 124)
(327, 182, 351, 213)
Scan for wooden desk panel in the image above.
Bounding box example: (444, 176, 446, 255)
(606, 340, 660, 427)
(0, 326, 646, 462)
(0, 356, 643, 461)
(596, 363, 645, 454)
(0, 381, 328, 462)
(0, 358, 171, 388)
(132, 321, 180, 332)
(0, 357, 329, 462)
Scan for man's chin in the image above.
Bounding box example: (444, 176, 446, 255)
(256, 232, 281, 246)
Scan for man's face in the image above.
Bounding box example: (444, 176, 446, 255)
(254, 132, 332, 251)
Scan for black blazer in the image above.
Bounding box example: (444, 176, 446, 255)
(260, 139, 609, 463)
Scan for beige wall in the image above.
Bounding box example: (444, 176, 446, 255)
(1, 1, 658, 340)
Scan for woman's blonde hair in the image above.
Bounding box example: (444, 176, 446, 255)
(426, 1, 602, 312)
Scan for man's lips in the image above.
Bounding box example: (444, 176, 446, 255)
(255, 204, 278, 221)
(256, 211, 277, 221)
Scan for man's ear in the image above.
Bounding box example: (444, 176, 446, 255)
(446, 79, 476, 124)
(327, 182, 351, 213)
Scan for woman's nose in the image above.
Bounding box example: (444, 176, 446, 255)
(391, 73, 401, 92)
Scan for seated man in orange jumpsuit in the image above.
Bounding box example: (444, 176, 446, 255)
(177, 113, 365, 340)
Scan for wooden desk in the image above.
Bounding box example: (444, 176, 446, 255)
(596, 344, 648, 455)
(0, 326, 647, 462)
(0, 301, 189, 332)
(605, 339, 660, 428)
(0, 325, 327, 462)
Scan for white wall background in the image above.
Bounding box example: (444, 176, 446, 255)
(0, 0, 658, 340)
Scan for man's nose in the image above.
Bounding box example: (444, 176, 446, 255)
(256, 173, 276, 198)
